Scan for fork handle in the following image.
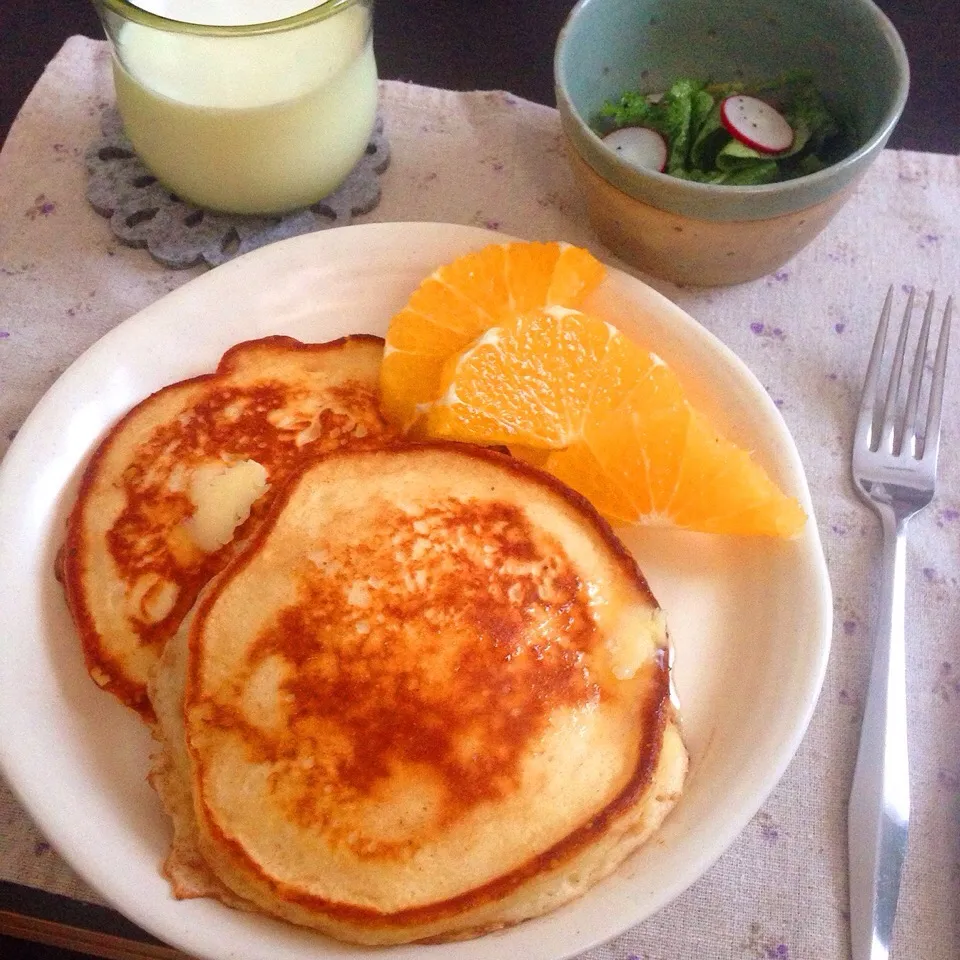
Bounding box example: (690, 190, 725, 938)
(847, 510, 911, 960)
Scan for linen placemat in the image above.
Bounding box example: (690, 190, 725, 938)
(1, 36, 958, 960)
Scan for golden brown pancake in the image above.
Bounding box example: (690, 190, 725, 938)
(149, 601, 251, 909)
(60, 335, 395, 720)
(151, 442, 686, 944)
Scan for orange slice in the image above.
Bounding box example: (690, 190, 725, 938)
(426, 306, 806, 537)
(379, 241, 605, 430)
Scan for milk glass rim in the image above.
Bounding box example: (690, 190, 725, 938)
(93, 0, 365, 35)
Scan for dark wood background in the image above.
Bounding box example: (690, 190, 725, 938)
(0, 0, 957, 958)
(1, 0, 958, 152)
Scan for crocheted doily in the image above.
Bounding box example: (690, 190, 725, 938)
(85, 107, 390, 269)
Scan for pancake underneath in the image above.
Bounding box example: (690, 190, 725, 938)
(149, 442, 687, 945)
(59, 335, 394, 720)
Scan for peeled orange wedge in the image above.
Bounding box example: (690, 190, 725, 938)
(425, 306, 806, 537)
(379, 241, 606, 430)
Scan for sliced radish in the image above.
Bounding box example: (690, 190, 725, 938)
(602, 126, 668, 172)
(720, 95, 794, 154)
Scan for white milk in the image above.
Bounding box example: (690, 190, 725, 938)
(111, 3, 377, 214)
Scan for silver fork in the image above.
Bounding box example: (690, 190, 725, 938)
(848, 287, 952, 960)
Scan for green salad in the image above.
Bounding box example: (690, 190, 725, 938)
(596, 73, 852, 185)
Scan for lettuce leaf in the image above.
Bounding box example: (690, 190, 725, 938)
(595, 72, 851, 185)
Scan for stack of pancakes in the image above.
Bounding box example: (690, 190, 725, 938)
(60, 335, 687, 945)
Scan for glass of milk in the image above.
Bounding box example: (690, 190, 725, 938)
(93, 0, 378, 215)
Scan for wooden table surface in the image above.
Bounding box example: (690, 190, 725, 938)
(0, 1, 957, 959)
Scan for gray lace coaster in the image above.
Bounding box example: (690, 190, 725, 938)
(85, 107, 390, 269)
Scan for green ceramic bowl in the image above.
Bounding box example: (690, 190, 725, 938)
(554, 0, 909, 284)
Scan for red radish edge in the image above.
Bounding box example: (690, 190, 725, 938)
(601, 126, 668, 173)
(720, 95, 794, 154)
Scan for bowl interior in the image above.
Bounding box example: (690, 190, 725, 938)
(556, 0, 908, 218)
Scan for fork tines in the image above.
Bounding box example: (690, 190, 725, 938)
(857, 286, 953, 460)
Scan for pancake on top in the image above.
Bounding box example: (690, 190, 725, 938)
(149, 443, 687, 945)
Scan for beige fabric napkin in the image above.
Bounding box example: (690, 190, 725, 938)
(2, 36, 959, 960)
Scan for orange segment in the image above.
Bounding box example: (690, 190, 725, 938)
(427, 307, 616, 447)
(664, 410, 807, 536)
(551, 395, 805, 536)
(502, 241, 606, 312)
(380, 353, 447, 428)
(587, 325, 664, 423)
(384, 309, 469, 354)
(380, 241, 606, 430)
(406, 280, 492, 336)
(435, 243, 510, 321)
(379, 307, 475, 427)
(543, 441, 638, 524)
(550, 359, 690, 520)
(503, 242, 559, 313)
(423, 305, 806, 538)
(547, 244, 607, 304)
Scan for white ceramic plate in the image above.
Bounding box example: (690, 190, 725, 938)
(0, 222, 831, 960)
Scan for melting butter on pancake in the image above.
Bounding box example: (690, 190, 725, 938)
(60, 335, 395, 720)
(150, 443, 686, 944)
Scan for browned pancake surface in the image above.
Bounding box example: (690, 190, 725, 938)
(209, 495, 608, 848)
(61, 335, 395, 718)
(175, 444, 686, 943)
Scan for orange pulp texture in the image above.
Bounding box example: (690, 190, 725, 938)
(425, 306, 806, 537)
(379, 241, 606, 431)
